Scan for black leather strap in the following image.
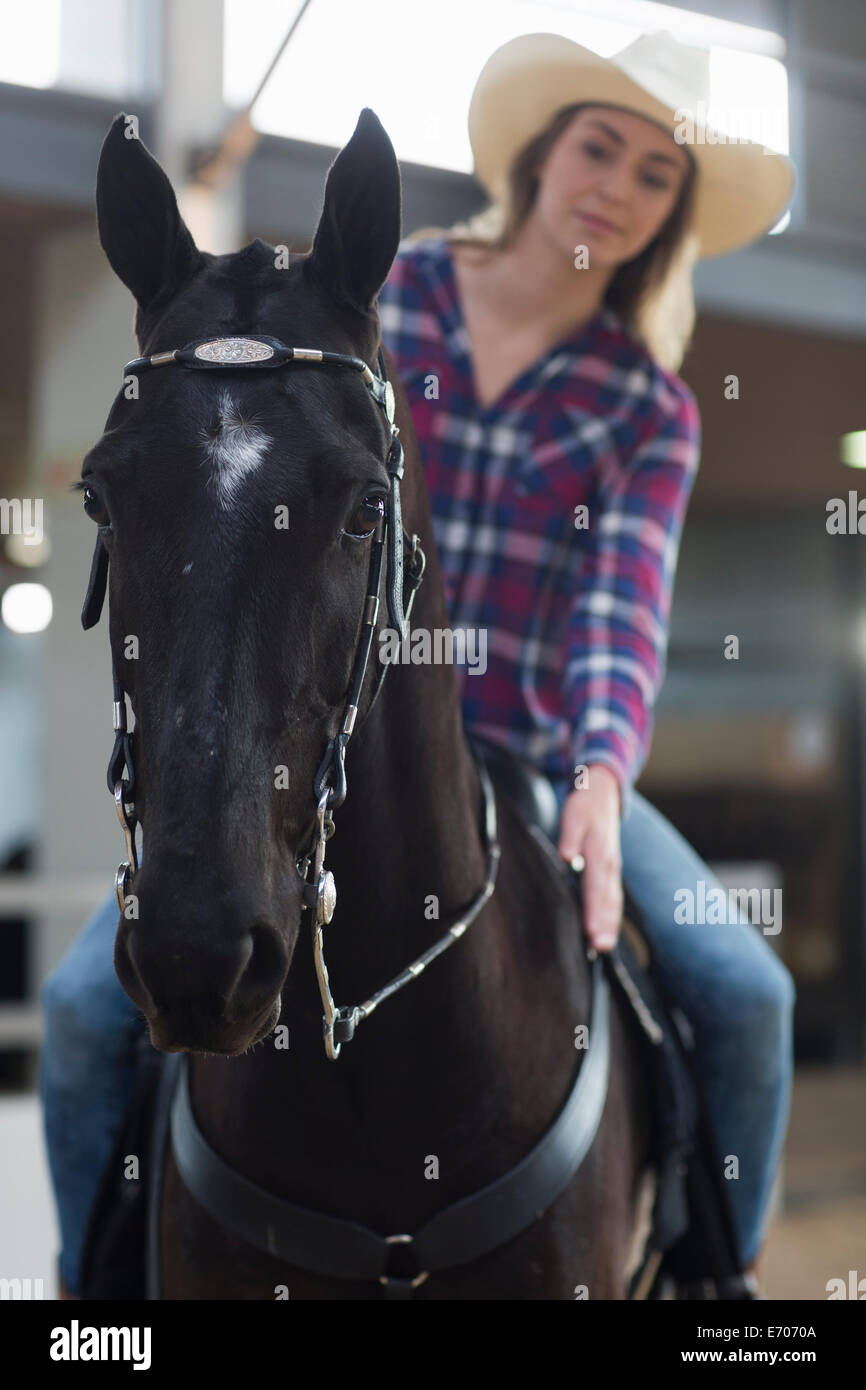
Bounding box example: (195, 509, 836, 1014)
(81, 529, 110, 630)
(171, 1060, 405, 1282)
(169, 948, 608, 1291)
(412, 951, 608, 1272)
(385, 437, 406, 636)
(146, 1052, 183, 1299)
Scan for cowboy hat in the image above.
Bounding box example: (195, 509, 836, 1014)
(467, 30, 797, 259)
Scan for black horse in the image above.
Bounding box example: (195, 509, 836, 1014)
(79, 108, 657, 1299)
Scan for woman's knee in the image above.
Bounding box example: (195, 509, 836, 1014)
(41, 967, 117, 1088)
(41, 902, 137, 1082)
(621, 794, 796, 1015)
(41, 933, 119, 1024)
(735, 940, 796, 1017)
(700, 941, 796, 1052)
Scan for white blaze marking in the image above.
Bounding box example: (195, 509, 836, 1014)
(203, 390, 272, 506)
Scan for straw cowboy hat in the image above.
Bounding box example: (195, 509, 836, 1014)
(467, 30, 797, 258)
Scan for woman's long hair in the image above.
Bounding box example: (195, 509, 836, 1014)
(405, 102, 700, 373)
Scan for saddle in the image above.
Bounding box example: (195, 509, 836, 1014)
(79, 737, 753, 1301)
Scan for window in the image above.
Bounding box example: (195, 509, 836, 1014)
(225, 0, 790, 238)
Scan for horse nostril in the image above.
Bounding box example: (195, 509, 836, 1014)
(240, 923, 288, 1004)
(121, 915, 256, 1009)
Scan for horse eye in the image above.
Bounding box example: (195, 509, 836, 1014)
(344, 494, 385, 539)
(82, 486, 109, 526)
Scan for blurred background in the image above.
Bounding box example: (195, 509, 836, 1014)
(0, 0, 864, 1299)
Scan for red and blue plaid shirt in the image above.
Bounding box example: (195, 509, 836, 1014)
(377, 236, 701, 816)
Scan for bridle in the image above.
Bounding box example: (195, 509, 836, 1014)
(81, 333, 500, 1060)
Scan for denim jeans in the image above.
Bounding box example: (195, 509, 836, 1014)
(550, 781, 794, 1271)
(40, 787, 794, 1292)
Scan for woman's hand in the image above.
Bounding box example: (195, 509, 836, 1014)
(557, 764, 623, 952)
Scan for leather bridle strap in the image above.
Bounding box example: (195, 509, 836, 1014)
(308, 439, 424, 814)
(309, 757, 500, 1058)
(81, 521, 109, 632)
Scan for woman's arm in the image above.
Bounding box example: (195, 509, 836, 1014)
(558, 383, 701, 948)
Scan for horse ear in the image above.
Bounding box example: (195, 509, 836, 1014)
(96, 113, 202, 311)
(304, 107, 402, 314)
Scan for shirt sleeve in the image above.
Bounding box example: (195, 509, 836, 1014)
(563, 381, 701, 821)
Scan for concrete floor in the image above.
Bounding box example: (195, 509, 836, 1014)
(0, 1063, 863, 1301)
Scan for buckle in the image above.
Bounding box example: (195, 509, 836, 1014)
(405, 534, 426, 586)
(378, 1272, 429, 1296)
(379, 1233, 428, 1289)
(332, 1006, 359, 1045)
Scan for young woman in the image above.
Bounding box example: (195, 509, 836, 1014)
(42, 30, 796, 1297)
(373, 31, 797, 1289)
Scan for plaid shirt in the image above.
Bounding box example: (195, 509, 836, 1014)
(377, 236, 701, 817)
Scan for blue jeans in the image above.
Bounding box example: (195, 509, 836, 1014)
(551, 782, 794, 1271)
(40, 788, 794, 1292)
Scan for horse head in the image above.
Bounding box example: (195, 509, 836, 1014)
(82, 109, 410, 1055)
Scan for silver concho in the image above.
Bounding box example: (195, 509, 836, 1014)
(317, 869, 337, 924)
(383, 379, 396, 425)
(194, 337, 275, 364)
